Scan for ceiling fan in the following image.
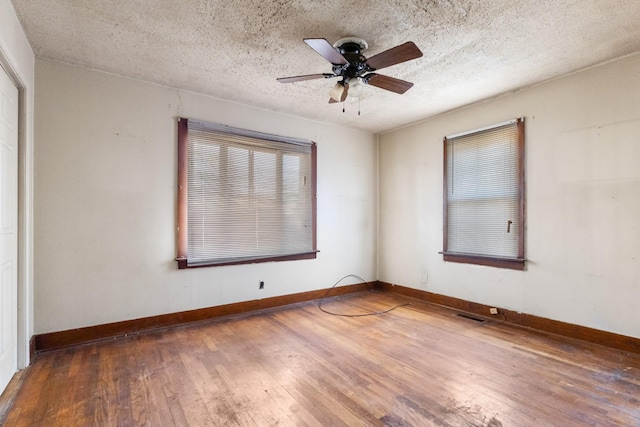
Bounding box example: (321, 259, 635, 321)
(277, 37, 423, 103)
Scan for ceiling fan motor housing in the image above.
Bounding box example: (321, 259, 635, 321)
(333, 41, 370, 81)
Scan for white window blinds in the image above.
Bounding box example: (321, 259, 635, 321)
(444, 119, 524, 266)
(180, 119, 316, 267)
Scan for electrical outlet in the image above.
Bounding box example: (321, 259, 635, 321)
(489, 307, 499, 315)
(259, 281, 264, 290)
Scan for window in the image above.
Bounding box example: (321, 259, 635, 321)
(177, 118, 317, 268)
(442, 118, 525, 270)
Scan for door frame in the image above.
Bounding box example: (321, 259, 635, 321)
(0, 48, 33, 370)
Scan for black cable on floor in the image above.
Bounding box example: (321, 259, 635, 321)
(318, 274, 410, 317)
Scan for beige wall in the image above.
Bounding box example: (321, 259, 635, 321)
(32, 48, 640, 340)
(379, 53, 640, 339)
(34, 59, 377, 334)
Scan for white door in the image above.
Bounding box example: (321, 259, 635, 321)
(0, 64, 18, 394)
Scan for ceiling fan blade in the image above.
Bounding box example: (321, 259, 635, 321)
(328, 98, 338, 104)
(304, 38, 348, 65)
(363, 73, 414, 94)
(277, 73, 335, 83)
(366, 41, 423, 71)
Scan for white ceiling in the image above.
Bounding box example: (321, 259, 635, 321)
(10, 0, 640, 133)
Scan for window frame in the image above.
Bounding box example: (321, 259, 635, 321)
(442, 118, 525, 271)
(176, 118, 317, 269)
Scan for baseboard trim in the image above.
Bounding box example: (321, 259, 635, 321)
(36, 281, 639, 356)
(378, 281, 640, 355)
(29, 336, 35, 364)
(35, 282, 374, 354)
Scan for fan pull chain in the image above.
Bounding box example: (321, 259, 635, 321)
(358, 97, 361, 116)
(342, 100, 345, 113)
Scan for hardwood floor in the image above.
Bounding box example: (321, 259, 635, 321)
(3, 291, 640, 426)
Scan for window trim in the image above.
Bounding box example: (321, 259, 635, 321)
(176, 118, 317, 269)
(442, 118, 525, 270)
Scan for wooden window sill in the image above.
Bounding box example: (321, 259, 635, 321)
(441, 252, 525, 271)
(177, 251, 318, 269)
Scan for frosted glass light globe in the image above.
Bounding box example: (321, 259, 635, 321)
(348, 79, 364, 98)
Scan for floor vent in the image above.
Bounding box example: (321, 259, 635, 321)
(456, 313, 486, 322)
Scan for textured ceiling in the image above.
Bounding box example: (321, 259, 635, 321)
(10, 0, 640, 133)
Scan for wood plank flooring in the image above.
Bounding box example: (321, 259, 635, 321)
(2, 291, 639, 426)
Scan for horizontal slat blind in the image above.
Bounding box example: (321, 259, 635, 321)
(446, 122, 519, 258)
(187, 121, 314, 265)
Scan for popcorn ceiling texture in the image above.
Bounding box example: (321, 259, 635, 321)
(11, 0, 640, 133)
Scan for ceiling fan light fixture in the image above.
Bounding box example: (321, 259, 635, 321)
(329, 81, 348, 102)
(347, 78, 364, 98)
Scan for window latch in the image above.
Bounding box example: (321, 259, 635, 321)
(507, 220, 513, 233)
